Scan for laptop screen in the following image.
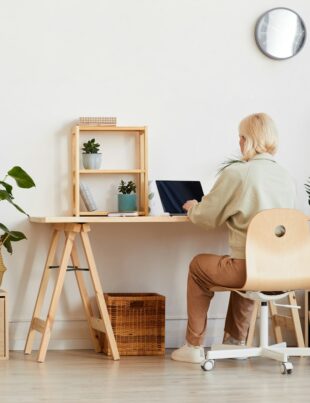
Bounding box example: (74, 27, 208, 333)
(156, 180, 204, 215)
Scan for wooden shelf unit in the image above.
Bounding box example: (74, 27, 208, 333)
(72, 125, 148, 216)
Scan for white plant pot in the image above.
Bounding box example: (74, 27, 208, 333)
(82, 153, 102, 169)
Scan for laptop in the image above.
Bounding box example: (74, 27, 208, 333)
(156, 180, 204, 215)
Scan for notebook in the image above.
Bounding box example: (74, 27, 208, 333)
(156, 180, 204, 215)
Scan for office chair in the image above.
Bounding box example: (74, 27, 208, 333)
(201, 208, 310, 374)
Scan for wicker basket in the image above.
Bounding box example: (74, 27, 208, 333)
(102, 293, 165, 356)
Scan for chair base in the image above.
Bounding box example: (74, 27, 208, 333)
(201, 342, 310, 374)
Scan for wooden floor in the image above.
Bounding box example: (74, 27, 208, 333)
(0, 350, 310, 402)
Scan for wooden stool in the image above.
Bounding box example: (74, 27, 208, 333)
(247, 291, 305, 347)
(24, 223, 120, 362)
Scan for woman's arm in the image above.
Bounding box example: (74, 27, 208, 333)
(183, 199, 198, 212)
(187, 166, 244, 229)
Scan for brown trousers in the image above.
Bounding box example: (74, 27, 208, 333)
(186, 254, 255, 346)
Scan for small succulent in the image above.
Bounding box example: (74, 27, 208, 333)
(118, 180, 136, 194)
(82, 138, 100, 154)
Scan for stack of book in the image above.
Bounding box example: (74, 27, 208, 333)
(79, 117, 117, 126)
(80, 182, 97, 211)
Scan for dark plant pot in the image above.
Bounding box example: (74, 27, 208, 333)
(118, 194, 137, 212)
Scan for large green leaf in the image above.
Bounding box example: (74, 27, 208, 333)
(0, 181, 12, 195)
(0, 223, 26, 241)
(0, 223, 10, 233)
(1, 235, 12, 254)
(0, 190, 11, 201)
(8, 231, 26, 241)
(7, 166, 35, 189)
(0, 231, 26, 254)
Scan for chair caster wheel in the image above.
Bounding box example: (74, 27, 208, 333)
(201, 359, 215, 371)
(281, 362, 293, 374)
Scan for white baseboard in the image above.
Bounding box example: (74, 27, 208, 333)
(9, 318, 226, 351)
(8, 317, 296, 351)
(9, 319, 93, 351)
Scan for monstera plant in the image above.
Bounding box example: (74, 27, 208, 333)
(0, 166, 35, 285)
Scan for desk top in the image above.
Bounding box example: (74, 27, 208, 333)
(29, 216, 190, 224)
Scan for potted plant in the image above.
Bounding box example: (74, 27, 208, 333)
(0, 166, 35, 286)
(81, 138, 102, 169)
(305, 178, 310, 205)
(118, 180, 137, 212)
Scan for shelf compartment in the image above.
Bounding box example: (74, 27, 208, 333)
(79, 211, 109, 216)
(79, 211, 145, 217)
(79, 126, 146, 132)
(79, 169, 146, 174)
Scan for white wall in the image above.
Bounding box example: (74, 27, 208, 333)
(1, 0, 309, 350)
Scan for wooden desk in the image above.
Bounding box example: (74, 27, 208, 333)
(25, 216, 189, 362)
(30, 216, 189, 223)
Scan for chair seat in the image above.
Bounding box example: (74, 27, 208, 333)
(235, 290, 291, 302)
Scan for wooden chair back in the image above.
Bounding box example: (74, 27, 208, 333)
(242, 209, 310, 291)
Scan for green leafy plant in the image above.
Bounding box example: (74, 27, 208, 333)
(305, 178, 310, 205)
(82, 138, 100, 154)
(118, 180, 136, 194)
(217, 157, 244, 175)
(0, 166, 35, 254)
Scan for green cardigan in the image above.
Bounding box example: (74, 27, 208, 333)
(188, 153, 296, 259)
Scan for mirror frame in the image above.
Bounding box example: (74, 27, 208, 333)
(255, 7, 307, 60)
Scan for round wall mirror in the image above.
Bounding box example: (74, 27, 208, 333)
(255, 7, 306, 60)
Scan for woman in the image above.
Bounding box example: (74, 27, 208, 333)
(171, 113, 296, 364)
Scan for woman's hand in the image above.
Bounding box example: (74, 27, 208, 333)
(183, 199, 198, 212)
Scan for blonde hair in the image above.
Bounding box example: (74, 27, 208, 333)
(239, 113, 278, 161)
